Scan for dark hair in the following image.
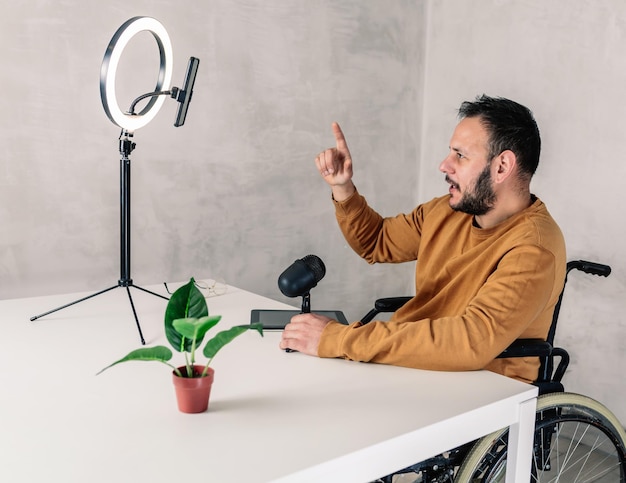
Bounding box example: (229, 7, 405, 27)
(458, 95, 541, 178)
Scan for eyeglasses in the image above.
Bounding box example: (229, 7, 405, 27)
(163, 278, 227, 297)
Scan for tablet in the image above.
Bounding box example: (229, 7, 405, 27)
(250, 309, 349, 330)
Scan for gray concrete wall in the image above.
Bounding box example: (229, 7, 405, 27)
(0, 0, 422, 317)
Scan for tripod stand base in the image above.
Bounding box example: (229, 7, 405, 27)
(29, 282, 169, 345)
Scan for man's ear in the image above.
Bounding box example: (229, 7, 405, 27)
(493, 150, 517, 183)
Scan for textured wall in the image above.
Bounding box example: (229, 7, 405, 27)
(0, 0, 423, 324)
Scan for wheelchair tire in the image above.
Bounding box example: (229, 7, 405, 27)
(455, 392, 626, 482)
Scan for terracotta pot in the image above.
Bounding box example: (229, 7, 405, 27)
(172, 365, 215, 413)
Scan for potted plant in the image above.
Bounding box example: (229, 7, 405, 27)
(97, 278, 263, 413)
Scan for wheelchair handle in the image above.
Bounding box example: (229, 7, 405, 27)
(568, 260, 611, 277)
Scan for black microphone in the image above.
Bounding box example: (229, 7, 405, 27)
(278, 255, 326, 299)
(278, 255, 325, 353)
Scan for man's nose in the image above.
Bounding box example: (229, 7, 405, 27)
(439, 155, 453, 174)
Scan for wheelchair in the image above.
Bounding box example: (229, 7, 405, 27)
(363, 260, 626, 482)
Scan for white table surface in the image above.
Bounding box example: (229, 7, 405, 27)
(0, 282, 536, 482)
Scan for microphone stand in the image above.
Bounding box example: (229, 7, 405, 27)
(29, 128, 169, 345)
(301, 292, 311, 314)
(280, 292, 311, 353)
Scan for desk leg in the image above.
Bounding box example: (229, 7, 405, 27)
(505, 396, 537, 483)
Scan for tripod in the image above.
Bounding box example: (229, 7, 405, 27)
(30, 130, 168, 344)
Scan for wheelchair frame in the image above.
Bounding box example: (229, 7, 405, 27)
(365, 260, 625, 482)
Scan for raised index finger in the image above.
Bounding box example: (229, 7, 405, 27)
(332, 122, 348, 151)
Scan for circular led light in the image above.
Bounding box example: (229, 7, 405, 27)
(100, 16, 173, 131)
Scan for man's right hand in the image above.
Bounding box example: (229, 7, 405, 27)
(279, 312, 333, 356)
(315, 122, 356, 201)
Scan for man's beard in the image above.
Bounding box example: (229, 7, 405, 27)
(451, 164, 496, 216)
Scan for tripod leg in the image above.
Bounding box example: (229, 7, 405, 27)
(125, 286, 146, 345)
(30, 285, 119, 321)
(132, 285, 169, 301)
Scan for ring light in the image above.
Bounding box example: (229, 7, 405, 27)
(100, 16, 173, 131)
(32, 17, 199, 345)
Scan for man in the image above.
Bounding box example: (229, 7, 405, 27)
(280, 95, 566, 384)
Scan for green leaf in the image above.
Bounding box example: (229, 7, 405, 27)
(172, 315, 222, 344)
(164, 279, 208, 352)
(202, 323, 263, 360)
(96, 346, 173, 375)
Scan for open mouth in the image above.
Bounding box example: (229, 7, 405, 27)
(445, 176, 460, 192)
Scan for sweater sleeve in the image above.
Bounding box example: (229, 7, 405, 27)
(334, 189, 422, 264)
(318, 244, 558, 372)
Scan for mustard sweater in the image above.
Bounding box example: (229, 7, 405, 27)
(318, 191, 566, 383)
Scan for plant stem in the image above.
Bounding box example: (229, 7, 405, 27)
(184, 353, 192, 377)
(190, 338, 197, 365)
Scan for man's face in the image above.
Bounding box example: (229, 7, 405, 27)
(439, 117, 496, 216)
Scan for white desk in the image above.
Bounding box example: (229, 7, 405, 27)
(0, 284, 536, 482)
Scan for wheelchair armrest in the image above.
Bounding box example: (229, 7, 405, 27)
(361, 296, 412, 324)
(496, 339, 553, 358)
(498, 341, 570, 389)
(374, 296, 412, 313)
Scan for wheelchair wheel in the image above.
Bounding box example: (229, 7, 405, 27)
(456, 392, 626, 482)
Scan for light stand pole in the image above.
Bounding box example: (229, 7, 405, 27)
(30, 130, 169, 344)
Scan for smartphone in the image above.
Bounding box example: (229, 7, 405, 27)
(173, 57, 199, 127)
